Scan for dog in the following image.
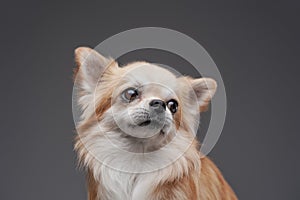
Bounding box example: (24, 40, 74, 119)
(73, 47, 237, 200)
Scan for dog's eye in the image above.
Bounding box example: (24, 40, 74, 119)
(122, 88, 139, 102)
(167, 99, 178, 114)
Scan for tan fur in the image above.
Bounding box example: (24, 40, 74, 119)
(149, 139, 237, 200)
(81, 145, 237, 200)
(173, 100, 182, 130)
(73, 47, 237, 200)
(87, 169, 99, 200)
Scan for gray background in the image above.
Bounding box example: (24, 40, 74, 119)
(1, 0, 299, 199)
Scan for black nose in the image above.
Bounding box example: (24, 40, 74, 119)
(149, 99, 166, 110)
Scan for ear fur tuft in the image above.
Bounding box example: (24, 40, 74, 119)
(190, 78, 217, 112)
(74, 47, 116, 93)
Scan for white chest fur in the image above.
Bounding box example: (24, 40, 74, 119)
(98, 168, 155, 200)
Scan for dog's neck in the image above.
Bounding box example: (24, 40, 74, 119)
(83, 130, 200, 200)
(90, 152, 200, 200)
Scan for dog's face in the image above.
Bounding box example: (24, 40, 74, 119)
(74, 47, 217, 153)
(110, 64, 179, 141)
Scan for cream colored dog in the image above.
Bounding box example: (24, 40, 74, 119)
(74, 47, 237, 200)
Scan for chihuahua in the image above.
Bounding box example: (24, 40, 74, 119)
(73, 47, 237, 200)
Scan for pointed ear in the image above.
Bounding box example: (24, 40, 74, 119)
(74, 47, 116, 93)
(190, 78, 217, 112)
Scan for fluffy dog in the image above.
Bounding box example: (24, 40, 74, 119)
(73, 47, 237, 200)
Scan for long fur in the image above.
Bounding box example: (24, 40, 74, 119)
(73, 47, 237, 200)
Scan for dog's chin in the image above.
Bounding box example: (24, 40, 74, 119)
(120, 123, 173, 153)
(124, 126, 159, 139)
(125, 119, 170, 138)
(124, 127, 167, 139)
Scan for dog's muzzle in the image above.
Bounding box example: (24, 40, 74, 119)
(131, 100, 166, 127)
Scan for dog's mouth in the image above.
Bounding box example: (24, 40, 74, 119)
(137, 119, 166, 135)
(138, 120, 151, 126)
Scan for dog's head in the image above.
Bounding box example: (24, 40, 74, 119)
(74, 47, 216, 153)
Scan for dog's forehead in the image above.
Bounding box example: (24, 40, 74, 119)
(123, 63, 177, 88)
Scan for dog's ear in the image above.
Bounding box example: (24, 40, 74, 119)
(190, 78, 217, 112)
(74, 47, 116, 93)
